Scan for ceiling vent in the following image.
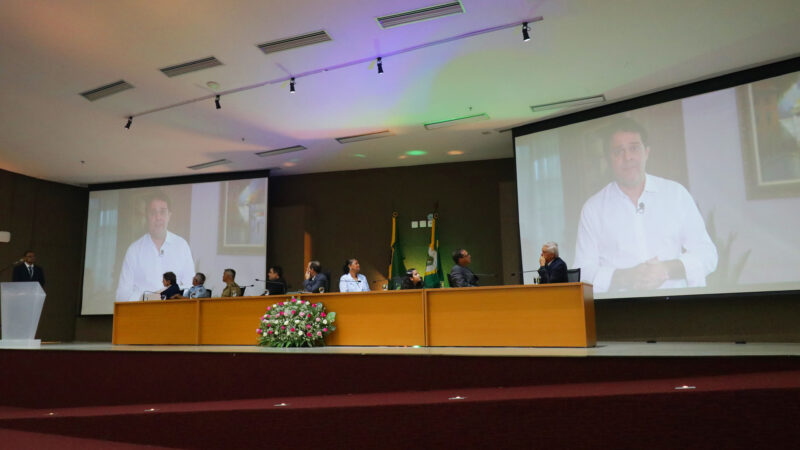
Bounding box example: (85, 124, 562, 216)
(80, 80, 134, 101)
(531, 95, 606, 112)
(255, 145, 307, 157)
(257, 30, 332, 55)
(160, 56, 223, 77)
(377, 2, 463, 29)
(187, 159, 231, 170)
(424, 113, 489, 130)
(336, 130, 394, 144)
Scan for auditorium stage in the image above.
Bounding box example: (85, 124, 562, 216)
(21, 340, 800, 357)
(2, 341, 800, 448)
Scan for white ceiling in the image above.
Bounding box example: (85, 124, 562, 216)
(0, 0, 798, 185)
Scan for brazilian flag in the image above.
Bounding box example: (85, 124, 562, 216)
(388, 212, 407, 290)
(424, 213, 444, 288)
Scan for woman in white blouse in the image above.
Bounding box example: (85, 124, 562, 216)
(339, 258, 370, 293)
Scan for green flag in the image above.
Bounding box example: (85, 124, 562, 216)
(424, 214, 444, 288)
(388, 212, 406, 290)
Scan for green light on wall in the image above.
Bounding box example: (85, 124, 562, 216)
(406, 150, 427, 156)
(353, 153, 367, 158)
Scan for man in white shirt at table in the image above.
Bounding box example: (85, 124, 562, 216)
(116, 190, 195, 301)
(574, 117, 717, 293)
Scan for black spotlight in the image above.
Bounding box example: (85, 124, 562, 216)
(124, 116, 132, 129)
(290, 77, 296, 94)
(377, 57, 384, 74)
(215, 95, 221, 109)
(522, 22, 530, 42)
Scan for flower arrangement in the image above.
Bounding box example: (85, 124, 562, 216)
(257, 297, 336, 347)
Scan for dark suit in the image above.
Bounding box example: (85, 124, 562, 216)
(538, 257, 567, 284)
(401, 277, 422, 290)
(450, 264, 478, 287)
(161, 284, 181, 299)
(12, 264, 45, 287)
(303, 273, 328, 293)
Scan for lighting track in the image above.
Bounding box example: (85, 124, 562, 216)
(124, 17, 543, 121)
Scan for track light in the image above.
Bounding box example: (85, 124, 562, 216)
(124, 116, 132, 129)
(215, 95, 221, 109)
(522, 22, 530, 42)
(377, 57, 384, 74)
(290, 78, 295, 94)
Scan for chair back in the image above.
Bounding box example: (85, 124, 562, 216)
(447, 273, 456, 287)
(203, 289, 212, 298)
(240, 286, 246, 296)
(566, 268, 581, 283)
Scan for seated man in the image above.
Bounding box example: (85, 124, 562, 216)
(173, 272, 208, 299)
(537, 242, 568, 284)
(449, 248, 478, 287)
(302, 261, 328, 293)
(221, 268, 243, 297)
(265, 265, 287, 295)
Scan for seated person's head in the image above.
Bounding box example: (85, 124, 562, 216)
(223, 268, 236, 283)
(406, 268, 421, 284)
(162, 271, 177, 287)
(344, 258, 360, 275)
(541, 242, 558, 264)
(308, 261, 321, 276)
(268, 265, 283, 281)
(452, 248, 470, 266)
(193, 272, 206, 286)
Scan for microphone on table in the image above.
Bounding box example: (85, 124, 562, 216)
(509, 269, 540, 277)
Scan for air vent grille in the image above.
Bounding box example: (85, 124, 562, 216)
(187, 159, 231, 170)
(377, 2, 463, 28)
(160, 56, 223, 78)
(257, 30, 332, 55)
(336, 130, 394, 144)
(80, 80, 134, 101)
(255, 145, 307, 157)
(531, 95, 606, 112)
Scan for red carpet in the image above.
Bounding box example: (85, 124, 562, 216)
(1, 349, 799, 448)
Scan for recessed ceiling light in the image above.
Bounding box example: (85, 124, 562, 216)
(255, 145, 307, 157)
(406, 150, 427, 156)
(206, 81, 220, 90)
(398, 155, 408, 160)
(283, 161, 297, 167)
(447, 150, 464, 155)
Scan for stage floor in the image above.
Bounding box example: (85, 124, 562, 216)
(24, 340, 800, 357)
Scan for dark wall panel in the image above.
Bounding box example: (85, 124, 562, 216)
(0, 169, 87, 342)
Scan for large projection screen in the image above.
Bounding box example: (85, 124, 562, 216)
(515, 69, 800, 299)
(81, 176, 268, 314)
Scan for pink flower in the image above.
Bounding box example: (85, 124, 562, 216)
(266, 306, 271, 311)
(290, 327, 295, 332)
(281, 326, 286, 330)
(323, 328, 328, 332)
(268, 330, 273, 334)
(265, 314, 270, 318)
(292, 310, 297, 315)
(321, 312, 327, 318)
(307, 313, 312, 318)
(279, 311, 284, 316)
(317, 331, 322, 336)
(279, 302, 284, 306)
(256, 328, 262, 334)
(291, 299, 296, 303)
(307, 332, 312, 337)
(267, 324, 271, 327)
(306, 324, 312, 329)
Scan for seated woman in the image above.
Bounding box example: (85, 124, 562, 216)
(160, 271, 182, 299)
(401, 268, 423, 290)
(339, 258, 370, 293)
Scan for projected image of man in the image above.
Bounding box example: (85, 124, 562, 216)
(116, 191, 195, 301)
(574, 118, 717, 293)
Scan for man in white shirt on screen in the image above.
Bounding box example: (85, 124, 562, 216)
(116, 191, 195, 301)
(574, 117, 717, 294)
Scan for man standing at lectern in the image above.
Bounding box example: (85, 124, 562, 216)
(116, 191, 195, 301)
(12, 250, 45, 288)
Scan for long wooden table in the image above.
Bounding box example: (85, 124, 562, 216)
(113, 283, 595, 347)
